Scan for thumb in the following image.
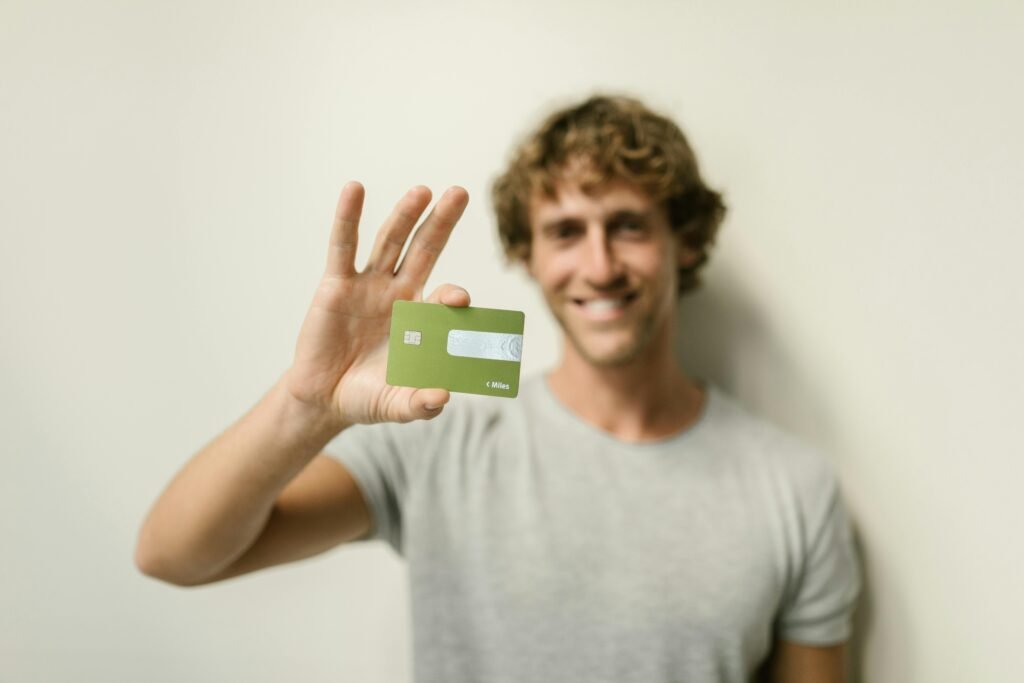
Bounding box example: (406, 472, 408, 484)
(409, 387, 451, 420)
(425, 283, 471, 307)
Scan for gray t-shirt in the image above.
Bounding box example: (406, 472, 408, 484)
(326, 376, 860, 683)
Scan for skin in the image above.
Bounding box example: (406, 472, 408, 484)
(135, 183, 472, 585)
(527, 178, 705, 442)
(136, 180, 848, 681)
(761, 641, 848, 683)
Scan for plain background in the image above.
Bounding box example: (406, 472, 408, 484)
(2, 1, 1022, 681)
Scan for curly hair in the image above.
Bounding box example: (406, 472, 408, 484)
(491, 95, 726, 294)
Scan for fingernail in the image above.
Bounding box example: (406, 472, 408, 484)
(424, 404, 441, 411)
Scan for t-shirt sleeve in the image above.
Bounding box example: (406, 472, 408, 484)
(776, 468, 862, 645)
(322, 401, 477, 557)
(322, 420, 426, 556)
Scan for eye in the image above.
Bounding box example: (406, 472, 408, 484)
(611, 216, 648, 238)
(545, 222, 583, 242)
(556, 225, 578, 239)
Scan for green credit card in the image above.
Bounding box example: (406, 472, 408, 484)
(386, 300, 525, 398)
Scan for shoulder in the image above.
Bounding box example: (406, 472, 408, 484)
(704, 385, 839, 507)
(705, 387, 858, 600)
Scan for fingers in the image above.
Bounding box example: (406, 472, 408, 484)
(410, 388, 450, 420)
(425, 284, 471, 307)
(324, 182, 365, 278)
(324, 183, 467, 283)
(365, 186, 433, 273)
(396, 186, 469, 287)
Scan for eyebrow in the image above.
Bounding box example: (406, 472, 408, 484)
(539, 209, 651, 234)
(606, 209, 650, 222)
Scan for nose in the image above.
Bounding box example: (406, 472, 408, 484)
(581, 227, 623, 287)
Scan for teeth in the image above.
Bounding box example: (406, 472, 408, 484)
(582, 298, 626, 311)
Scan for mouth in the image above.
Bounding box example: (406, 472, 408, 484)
(571, 292, 638, 321)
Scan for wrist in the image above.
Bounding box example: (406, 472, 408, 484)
(272, 374, 349, 445)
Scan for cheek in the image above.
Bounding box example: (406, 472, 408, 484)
(622, 244, 674, 281)
(530, 248, 575, 291)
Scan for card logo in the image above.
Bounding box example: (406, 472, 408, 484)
(486, 380, 510, 391)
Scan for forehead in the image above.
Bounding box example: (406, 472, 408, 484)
(528, 178, 660, 229)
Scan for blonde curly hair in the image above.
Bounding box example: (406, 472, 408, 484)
(492, 95, 726, 294)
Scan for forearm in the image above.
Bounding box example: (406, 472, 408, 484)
(135, 375, 346, 586)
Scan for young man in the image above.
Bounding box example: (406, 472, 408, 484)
(136, 96, 860, 682)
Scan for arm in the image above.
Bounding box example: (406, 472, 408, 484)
(133, 379, 363, 586)
(135, 182, 470, 586)
(763, 640, 848, 683)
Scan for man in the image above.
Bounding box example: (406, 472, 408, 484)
(136, 95, 860, 682)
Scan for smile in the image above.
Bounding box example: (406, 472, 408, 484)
(571, 293, 638, 321)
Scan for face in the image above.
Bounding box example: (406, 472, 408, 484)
(527, 178, 694, 367)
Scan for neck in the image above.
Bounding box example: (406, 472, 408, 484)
(546, 330, 706, 443)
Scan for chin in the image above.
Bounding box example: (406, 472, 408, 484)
(583, 352, 641, 368)
(570, 335, 645, 368)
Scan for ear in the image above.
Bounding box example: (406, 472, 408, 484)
(677, 242, 701, 269)
(518, 247, 535, 279)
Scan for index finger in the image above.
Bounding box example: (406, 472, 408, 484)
(395, 186, 469, 286)
(324, 181, 364, 278)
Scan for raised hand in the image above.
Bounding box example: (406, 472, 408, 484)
(284, 182, 471, 427)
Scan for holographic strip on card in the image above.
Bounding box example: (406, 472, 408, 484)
(446, 329, 523, 362)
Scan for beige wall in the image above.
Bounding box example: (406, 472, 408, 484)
(2, 1, 1021, 681)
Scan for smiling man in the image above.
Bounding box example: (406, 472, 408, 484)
(137, 95, 860, 682)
